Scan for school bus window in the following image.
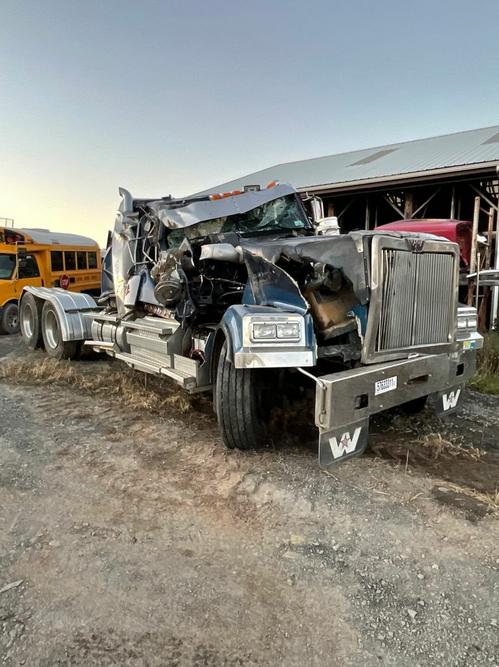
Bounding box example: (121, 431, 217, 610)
(51, 251, 63, 272)
(88, 252, 97, 269)
(19, 255, 40, 279)
(65, 252, 76, 271)
(77, 251, 86, 270)
(0, 254, 16, 279)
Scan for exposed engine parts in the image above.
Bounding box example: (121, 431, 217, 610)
(101, 183, 370, 365)
(154, 271, 184, 305)
(144, 303, 174, 319)
(302, 262, 358, 339)
(151, 252, 184, 305)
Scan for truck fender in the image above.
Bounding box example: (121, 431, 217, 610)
(21, 286, 98, 342)
(214, 304, 316, 372)
(215, 306, 248, 368)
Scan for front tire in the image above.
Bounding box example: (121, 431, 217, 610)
(20, 293, 43, 348)
(215, 341, 270, 450)
(0, 302, 19, 335)
(41, 301, 79, 360)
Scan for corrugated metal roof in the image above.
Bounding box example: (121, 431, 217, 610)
(196, 125, 499, 195)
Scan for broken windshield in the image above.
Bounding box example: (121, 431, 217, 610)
(167, 195, 309, 248)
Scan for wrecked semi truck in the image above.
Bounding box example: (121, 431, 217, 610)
(19, 183, 483, 467)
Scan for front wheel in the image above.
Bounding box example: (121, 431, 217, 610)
(215, 341, 270, 450)
(0, 303, 19, 335)
(41, 301, 79, 360)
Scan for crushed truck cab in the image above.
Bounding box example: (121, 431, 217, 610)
(20, 182, 482, 468)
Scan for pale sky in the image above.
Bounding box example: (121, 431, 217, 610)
(1, 0, 499, 246)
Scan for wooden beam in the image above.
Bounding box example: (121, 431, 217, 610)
(469, 196, 481, 275)
(491, 209, 499, 329)
(412, 189, 440, 218)
(485, 207, 494, 268)
(404, 192, 414, 219)
(467, 196, 481, 305)
(470, 184, 498, 212)
(384, 195, 404, 218)
(337, 199, 353, 220)
(477, 207, 496, 328)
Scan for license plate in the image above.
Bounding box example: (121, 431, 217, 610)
(375, 376, 398, 396)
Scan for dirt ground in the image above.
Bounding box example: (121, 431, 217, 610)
(0, 334, 498, 666)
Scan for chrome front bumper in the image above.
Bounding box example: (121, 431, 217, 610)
(311, 346, 479, 468)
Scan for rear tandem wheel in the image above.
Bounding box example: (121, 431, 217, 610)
(40, 301, 79, 360)
(20, 293, 43, 348)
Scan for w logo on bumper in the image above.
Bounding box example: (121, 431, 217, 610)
(328, 427, 362, 459)
(436, 386, 463, 416)
(442, 388, 461, 411)
(319, 419, 369, 468)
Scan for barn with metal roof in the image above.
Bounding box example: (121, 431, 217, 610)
(198, 125, 499, 234)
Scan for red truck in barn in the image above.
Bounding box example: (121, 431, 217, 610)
(376, 219, 473, 273)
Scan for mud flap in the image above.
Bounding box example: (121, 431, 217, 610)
(435, 385, 464, 416)
(318, 418, 370, 468)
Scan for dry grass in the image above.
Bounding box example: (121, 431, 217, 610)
(370, 432, 498, 515)
(370, 432, 483, 465)
(418, 433, 483, 461)
(0, 356, 193, 415)
(440, 482, 499, 515)
(469, 331, 499, 395)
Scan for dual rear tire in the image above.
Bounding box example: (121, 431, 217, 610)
(20, 294, 79, 360)
(19, 293, 43, 348)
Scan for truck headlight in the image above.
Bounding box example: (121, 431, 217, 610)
(248, 315, 305, 344)
(456, 306, 478, 340)
(252, 323, 277, 340)
(276, 322, 301, 339)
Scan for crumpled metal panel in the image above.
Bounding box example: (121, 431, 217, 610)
(240, 233, 369, 304)
(149, 183, 296, 229)
(240, 229, 453, 306)
(242, 249, 308, 314)
(23, 286, 97, 341)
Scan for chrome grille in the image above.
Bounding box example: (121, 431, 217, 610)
(376, 248, 455, 352)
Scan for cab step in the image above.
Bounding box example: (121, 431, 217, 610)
(114, 351, 198, 391)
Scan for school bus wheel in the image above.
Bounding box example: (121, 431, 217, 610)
(40, 301, 79, 360)
(0, 302, 20, 335)
(20, 293, 44, 349)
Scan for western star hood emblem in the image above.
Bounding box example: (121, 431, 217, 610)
(407, 238, 425, 253)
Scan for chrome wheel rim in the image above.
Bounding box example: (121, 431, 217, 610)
(22, 303, 34, 338)
(45, 310, 59, 349)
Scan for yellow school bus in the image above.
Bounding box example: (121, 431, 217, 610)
(0, 226, 101, 334)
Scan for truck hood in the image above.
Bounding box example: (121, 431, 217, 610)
(240, 233, 369, 305)
(239, 229, 451, 306)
